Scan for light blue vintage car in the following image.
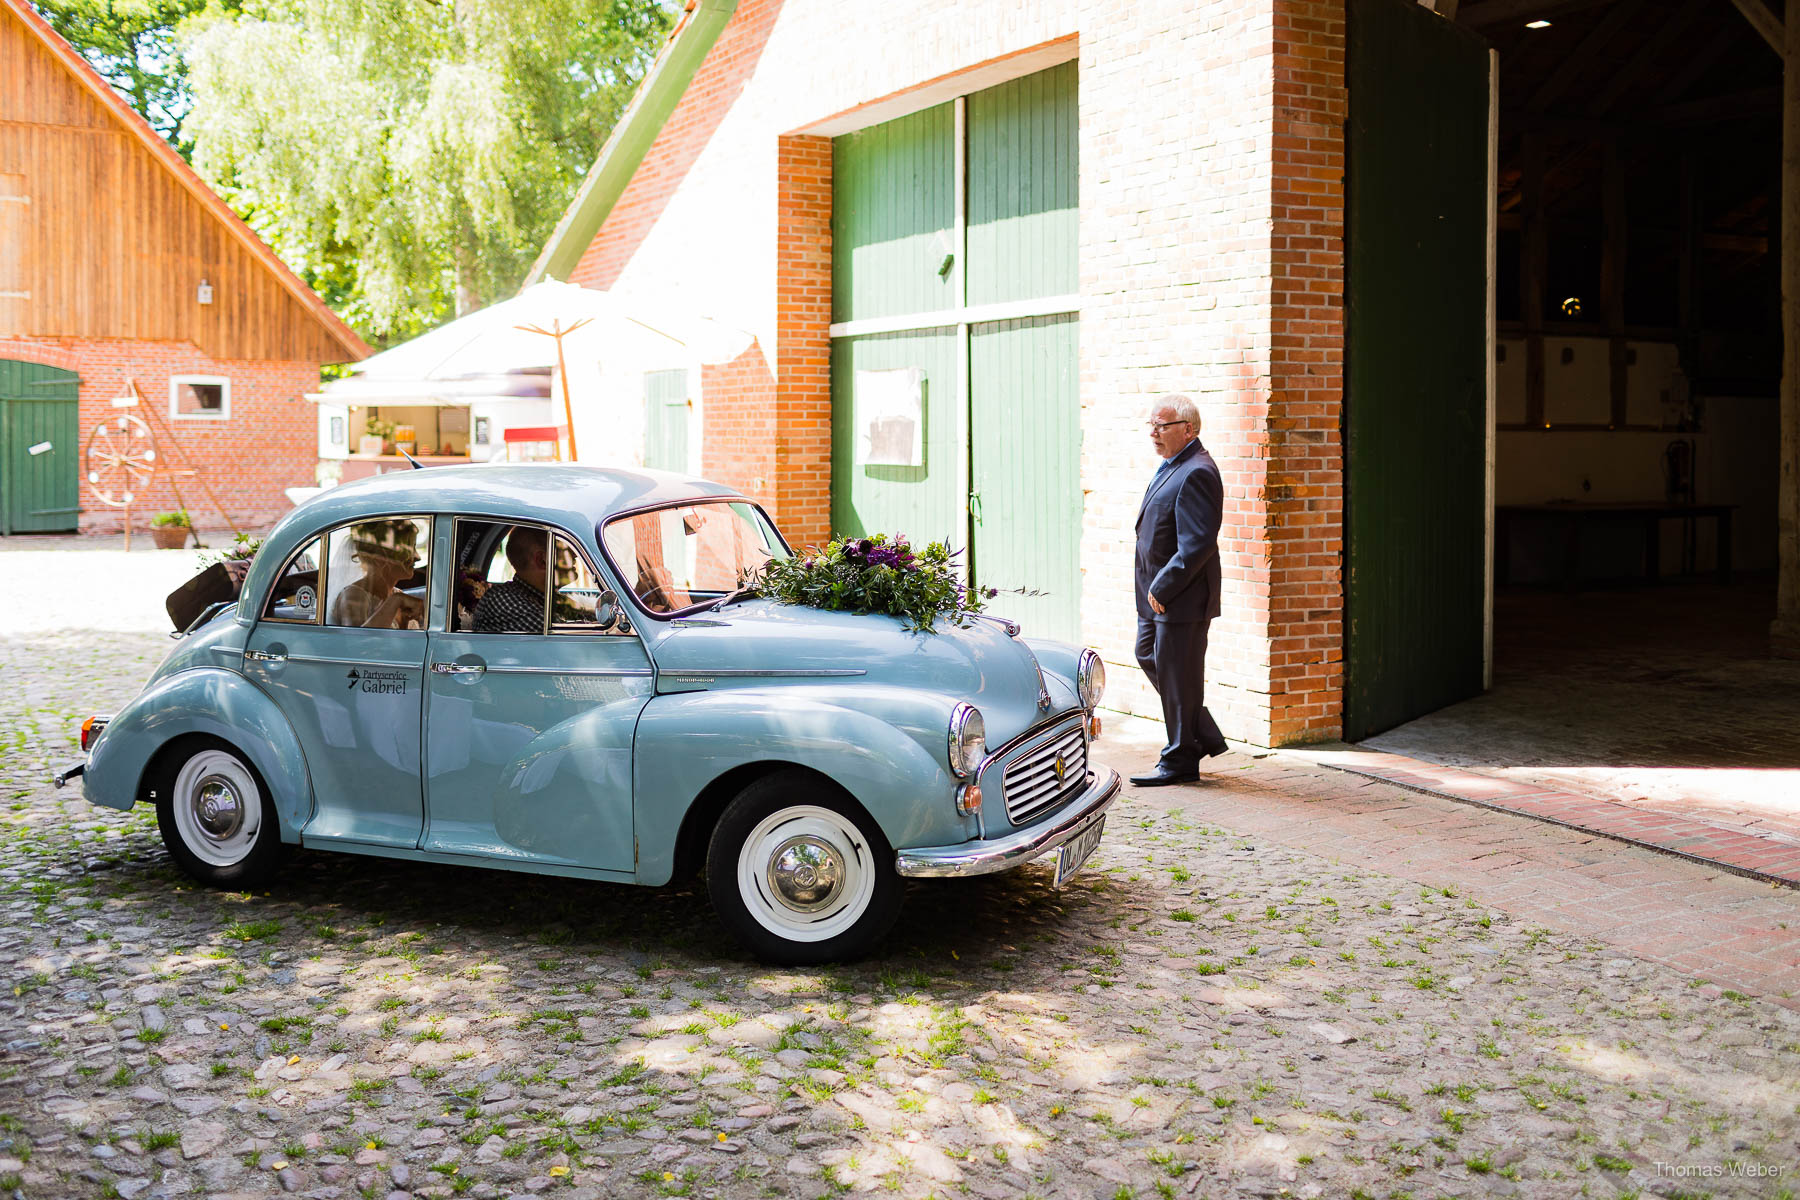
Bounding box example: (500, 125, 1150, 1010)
(63, 465, 1117, 962)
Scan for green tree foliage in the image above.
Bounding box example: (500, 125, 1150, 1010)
(174, 0, 675, 341)
(30, 0, 232, 149)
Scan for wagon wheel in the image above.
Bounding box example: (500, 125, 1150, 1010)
(83, 414, 158, 507)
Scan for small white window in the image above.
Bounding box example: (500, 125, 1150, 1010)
(171, 376, 230, 420)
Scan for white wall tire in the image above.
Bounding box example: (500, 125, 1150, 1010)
(155, 740, 288, 887)
(707, 773, 902, 964)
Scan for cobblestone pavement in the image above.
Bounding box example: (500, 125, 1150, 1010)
(2, 564, 1799, 1198)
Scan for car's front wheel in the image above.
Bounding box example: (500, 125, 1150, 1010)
(155, 740, 288, 887)
(706, 772, 902, 964)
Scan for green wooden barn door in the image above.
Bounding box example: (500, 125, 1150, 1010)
(1344, 0, 1491, 740)
(830, 65, 1080, 639)
(643, 369, 690, 472)
(0, 359, 80, 535)
(830, 104, 958, 547)
(830, 329, 964, 546)
(966, 63, 1080, 641)
(969, 314, 1080, 639)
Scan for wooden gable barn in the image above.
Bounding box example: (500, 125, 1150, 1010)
(0, 0, 369, 535)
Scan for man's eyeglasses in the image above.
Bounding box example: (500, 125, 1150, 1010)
(1147, 419, 1191, 432)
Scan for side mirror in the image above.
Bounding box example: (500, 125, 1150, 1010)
(594, 589, 620, 632)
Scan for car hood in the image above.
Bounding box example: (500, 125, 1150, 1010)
(641, 599, 1072, 744)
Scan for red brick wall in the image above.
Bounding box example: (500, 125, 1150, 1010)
(0, 335, 323, 535)
(772, 135, 833, 550)
(568, 0, 781, 292)
(1266, 0, 1346, 743)
(699, 340, 778, 512)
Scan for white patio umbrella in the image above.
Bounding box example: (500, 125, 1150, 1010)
(344, 281, 753, 460)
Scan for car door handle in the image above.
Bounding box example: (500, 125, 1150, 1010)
(245, 650, 286, 664)
(431, 662, 485, 676)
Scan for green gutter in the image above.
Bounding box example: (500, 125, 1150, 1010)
(525, 0, 739, 287)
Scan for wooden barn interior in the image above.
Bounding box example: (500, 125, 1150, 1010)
(1369, 0, 1795, 781)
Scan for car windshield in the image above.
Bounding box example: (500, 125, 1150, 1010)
(600, 500, 787, 616)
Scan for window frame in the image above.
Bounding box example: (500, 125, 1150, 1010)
(170, 375, 231, 421)
(259, 536, 326, 626)
(318, 514, 435, 632)
(596, 498, 790, 622)
(453, 517, 632, 638)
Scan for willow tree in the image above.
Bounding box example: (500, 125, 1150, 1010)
(181, 0, 672, 341)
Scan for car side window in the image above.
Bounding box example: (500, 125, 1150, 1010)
(454, 520, 549, 634)
(551, 532, 630, 635)
(261, 537, 322, 624)
(323, 517, 431, 630)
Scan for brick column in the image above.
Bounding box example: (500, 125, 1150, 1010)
(773, 135, 834, 549)
(1264, 0, 1346, 743)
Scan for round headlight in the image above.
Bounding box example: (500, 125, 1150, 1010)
(1077, 647, 1106, 710)
(947, 702, 986, 779)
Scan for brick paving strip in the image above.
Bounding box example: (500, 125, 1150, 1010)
(1288, 744, 1800, 889)
(1100, 715, 1800, 1009)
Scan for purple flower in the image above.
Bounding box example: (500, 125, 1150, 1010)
(982, 587, 998, 599)
(865, 544, 909, 569)
(844, 538, 874, 560)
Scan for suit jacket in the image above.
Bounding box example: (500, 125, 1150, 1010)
(1135, 439, 1224, 623)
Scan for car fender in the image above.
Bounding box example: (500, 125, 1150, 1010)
(633, 687, 968, 884)
(83, 667, 313, 840)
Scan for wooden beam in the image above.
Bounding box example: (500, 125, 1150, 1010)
(1529, 0, 1648, 113)
(1459, 0, 1616, 31)
(1727, 0, 1785, 57)
(1662, 25, 1744, 103)
(1523, 132, 1548, 427)
(1775, 0, 1800, 656)
(1656, 85, 1782, 125)
(1586, 0, 1702, 116)
(1603, 139, 1628, 426)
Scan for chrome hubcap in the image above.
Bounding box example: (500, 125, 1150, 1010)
(766, 837, 844, 913)
(193, 776, 244, 843)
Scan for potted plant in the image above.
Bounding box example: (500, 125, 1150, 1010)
(149, 510, 191, 550)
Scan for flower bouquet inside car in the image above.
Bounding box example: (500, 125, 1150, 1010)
(754, 533, 993, 634)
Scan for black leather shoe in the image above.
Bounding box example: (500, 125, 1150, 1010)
(1129, 766, 1200, 787)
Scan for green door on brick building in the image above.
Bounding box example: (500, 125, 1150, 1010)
(829, 62, 1082, 641)
(643, 369, 690, 472)
(0, 359, 80, 535)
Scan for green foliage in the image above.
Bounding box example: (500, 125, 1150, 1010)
(149, 509, 191, 528)
(29, 0, 227, 149)
(178, 0, 677, 339)
(756, 534, 988, 634)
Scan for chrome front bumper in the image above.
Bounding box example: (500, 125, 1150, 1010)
(894, 766, 1121, 879)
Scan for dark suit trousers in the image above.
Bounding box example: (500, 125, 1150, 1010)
(1135, 616, 1227, 772)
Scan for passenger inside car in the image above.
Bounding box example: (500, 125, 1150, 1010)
(472, 526, 550, 633)
(327, 519, 426, 629)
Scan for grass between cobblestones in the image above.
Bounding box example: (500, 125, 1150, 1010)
(1, 630, 1797, 1200)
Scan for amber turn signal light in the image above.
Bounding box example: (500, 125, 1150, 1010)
(955, 783, 982, 816)
(80, 716, 108, 752)
(1087, 713, 1103, 741)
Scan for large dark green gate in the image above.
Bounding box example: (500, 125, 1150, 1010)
(0, 359, 80, 535)
(1344, 0, 1491, 740)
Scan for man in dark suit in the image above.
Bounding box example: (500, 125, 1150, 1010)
(1132, 394, 1228, 786)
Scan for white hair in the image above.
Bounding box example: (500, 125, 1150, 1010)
(1151, 394, 1200, 428)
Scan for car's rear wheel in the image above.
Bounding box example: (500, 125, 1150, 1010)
(155, 740, 288, 887)
(706, 772, 902, 964)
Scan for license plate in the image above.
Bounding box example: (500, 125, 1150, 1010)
(1054, 816, 1106, 887)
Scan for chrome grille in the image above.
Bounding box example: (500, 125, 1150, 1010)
(1002, 724, 1087, 825)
